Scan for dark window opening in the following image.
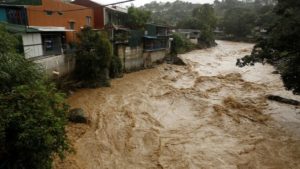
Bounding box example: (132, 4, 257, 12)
(45, 10, 53, 16)
(69, 21, 75, 30)
(42, 33, 63, 56)
(5, 7, 27, 25)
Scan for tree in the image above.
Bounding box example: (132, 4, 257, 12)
(214, 0, 276, 41)
(177, 4, 217, 48)
(170, 33, 195, 55)
(126, 7, 151, 29)
(74, 27, 113, 87)
(141, 1, 201, 26)
(222, 8, 256, 38)
(237, 0, 300, 94)
(193, 4, 218, 47)
(0, 25, 70, 169)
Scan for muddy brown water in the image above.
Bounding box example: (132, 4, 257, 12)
(54, 41, 300, 169)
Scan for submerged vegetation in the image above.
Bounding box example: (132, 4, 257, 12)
(0, 26, 70, 169)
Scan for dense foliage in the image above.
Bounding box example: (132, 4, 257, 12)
(170, 33, 196, 55)
(75, 27, 113, 87)
(237, 0, 300, 94)
(0, 25, 70, 169)
(140, 1, 200, 26)
(126, 7, 151, 29)
(109, 55, 123, 78)
(222, 8, 256, 38)
(215, 0, 277, 41)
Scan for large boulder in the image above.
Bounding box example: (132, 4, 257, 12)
(68, 108, 88, 123)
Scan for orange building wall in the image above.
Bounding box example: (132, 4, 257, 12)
(27, 0, 93, 42)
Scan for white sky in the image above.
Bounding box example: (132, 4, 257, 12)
(94, 0, 215, 7)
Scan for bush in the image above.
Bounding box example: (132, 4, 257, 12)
(75, 27, 113, 87)
(0, 82, 70, 169)
(0, 25, 70, 169)
(171, 33, 196, 55)
(109, 55, 123, 78)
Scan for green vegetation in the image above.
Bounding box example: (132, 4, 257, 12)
(109, 55, 123, 78)
(214, 0, 277, 41)
(74, 27, 113, 87)
(193, 4, 217, 48)
(237, 0, 300, 94)
(221, 8, 256, 39)
(171, 33, 196, 55)
(126, 7, 151, 29)
(0, 25, 70, 169)
(177, 4, 217, 48)
(140, 1, 200, 26)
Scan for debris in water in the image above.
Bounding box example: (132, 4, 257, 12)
(267, 95, 300, 106)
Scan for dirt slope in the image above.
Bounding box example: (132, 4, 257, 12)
(54, 41, 300, 169)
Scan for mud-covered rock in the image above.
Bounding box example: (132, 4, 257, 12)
(68, 108, 88, 123)
(172, 55, 186, 65)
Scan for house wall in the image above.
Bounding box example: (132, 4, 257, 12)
(72, 0, 105, 29)
(26, 0, 93, 42)
(22, 32, 74, 77)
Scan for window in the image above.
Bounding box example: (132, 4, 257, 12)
(42, 34, 63, 56)
(6, 7, 27, 25)
(69, 21, 75, 30)
(86, 16, 91, 26)
(45, 10, 53, 16)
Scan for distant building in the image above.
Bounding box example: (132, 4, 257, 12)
(116, 23, 171, 71)
(175, 29, 201, 44)
(144, 24, 170, 51)
(72, 0, 128, 30)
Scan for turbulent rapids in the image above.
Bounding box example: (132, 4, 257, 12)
(55, 41, 300, 169)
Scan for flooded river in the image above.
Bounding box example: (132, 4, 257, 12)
(55, 41, 300, 169)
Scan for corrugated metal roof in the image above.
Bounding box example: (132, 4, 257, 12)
(144, 35, 157, 39)
(1, 22, 38, 33)
(105, 6, 127, 13)
(29, 26, 74, 32)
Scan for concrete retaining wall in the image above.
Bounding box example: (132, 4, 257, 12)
(117, 45, 168, 71)
(34, 54, 75, 77)
(118, 45, 144, 72)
